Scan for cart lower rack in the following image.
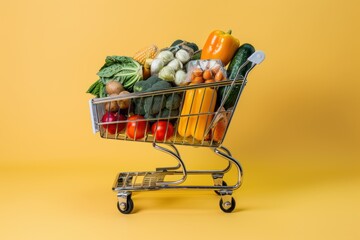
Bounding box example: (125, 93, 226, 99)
(89, 51, 265, 213)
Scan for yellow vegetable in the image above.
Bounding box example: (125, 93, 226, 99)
(191, 87, 217, 141)
(133, 44, 159, 65)
(178, 86, 217, 141)
(178, 88, 196, 137)
(142, 58, 153, 80)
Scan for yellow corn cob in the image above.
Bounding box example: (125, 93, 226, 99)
(133, 44, 159, 65)
(142, 58, 153, 80)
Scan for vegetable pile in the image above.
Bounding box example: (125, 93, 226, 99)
(87, 29, 256, 143)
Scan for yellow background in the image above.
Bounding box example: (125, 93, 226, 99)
(1, 0, 360, 239)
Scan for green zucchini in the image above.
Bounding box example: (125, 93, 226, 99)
(227, 43, 255, 80)
(218, 43, 255, 109)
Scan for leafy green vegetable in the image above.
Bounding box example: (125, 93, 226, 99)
(86, 80, 102, 97)
(97, 56, 142, 92)
(99, 83, 106, 98)
(86, 56, 143, 97)
(97, 64, 123, 78)
(99, 56, 135, 70)
(87, 80, 99, 93)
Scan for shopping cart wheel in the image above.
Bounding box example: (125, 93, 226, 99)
(219, 197, 236, 213)
(117, 196, 134, 214)
(214, 181, 227, 195)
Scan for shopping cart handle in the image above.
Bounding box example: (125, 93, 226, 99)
(247, 50, 265, 65)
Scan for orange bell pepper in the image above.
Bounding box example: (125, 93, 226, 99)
(200, 30, 240, 66)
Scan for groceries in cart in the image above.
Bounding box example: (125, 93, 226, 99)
(87, 29, 265, 214)
(87, 29, 260, 146)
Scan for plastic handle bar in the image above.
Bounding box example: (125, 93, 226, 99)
(247, 50, 265, 65)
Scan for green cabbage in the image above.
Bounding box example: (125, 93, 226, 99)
(87, 56, 143, 97)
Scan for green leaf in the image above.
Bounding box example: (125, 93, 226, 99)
(96, 55, 142, 92)
(99, 83, 105, 98)
(99, 56, 136, 71)
(93, 81, 102, 95)
(86, 80, 103, 97)
(99, 77, 114, 84)
(86, 80, 99, 93)
(97, 64, 122, 78)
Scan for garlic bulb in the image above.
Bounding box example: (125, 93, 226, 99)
(175, 49, 191, 63)
(156, 50, 174, 65)
(167, 59, 183, 71)
(151, 58, 165, 75)
(158, 66, 176, 82)
(175, 70, 188, 86)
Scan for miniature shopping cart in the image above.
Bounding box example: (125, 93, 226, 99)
(89, 51, 265, 214)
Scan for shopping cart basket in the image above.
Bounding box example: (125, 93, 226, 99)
(89, 51, 265, 213)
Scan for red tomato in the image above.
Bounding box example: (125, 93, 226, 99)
(126, 115, 147, 140)
(151, 121, 174, 141)
(101, 112, 126, 134)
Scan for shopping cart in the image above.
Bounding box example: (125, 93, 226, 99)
(89, 51, 265, 214)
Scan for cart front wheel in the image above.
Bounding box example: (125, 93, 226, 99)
(117, 196, 134, 214)
(219, 197, 236, 213)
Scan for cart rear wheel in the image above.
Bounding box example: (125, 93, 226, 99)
(214, 181, 227, 195)
(117, 196, 134, 214)
(219, 197, 236, 213)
